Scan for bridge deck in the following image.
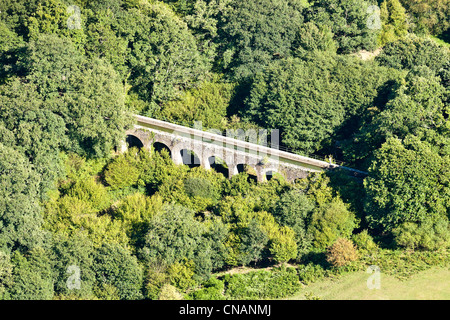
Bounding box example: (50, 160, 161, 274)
(134, 115, 368, 177)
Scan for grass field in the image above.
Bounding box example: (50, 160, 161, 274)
(287, 267, 450, 300)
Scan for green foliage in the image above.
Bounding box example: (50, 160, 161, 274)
(0, 144, 47, 253)
(352, 230, 378, 255)
(188, 277, 225, 300)
(399, 0, 450, 37)
(184, 177, 218, 201)
(245, 55, 345, 154)
(144, 265, 168, 300)
(167, 259, 197, 291)
(0, 250, 13, 299)
(217, 0, 304, 80)
(26, 0, 87, 48)
(357, 248, 450, 280)
(0, 21, 24, 53)
(67, 177, 111, 212)
(304, 0, 380, 54)
(156, 80, 236, 130)
(2, 0, 448, 301)
(273, 190, 314, 259)
(379, 0, 408, 46)
(93, 243, 143, 300)
(239, 218, 269, 266)
(364, 137, 450, 235)
(104, 151, 141, 190)
(308, 199, 357, 250)
(8, 248, 54, 300)
(393, 218, 450, 250)
(223, 266, 301, 299)
(118, 1, 208, 111)
(158, 284, 183, 300)
(376, 34, 450, 73)
(140, 204, 216, 280)
(113, 193, 164, 246)
(294, 21, 337, 57)
(297, 262, 328, 285)
(44, 194, 129, 247)
(51, 233, 96, 299)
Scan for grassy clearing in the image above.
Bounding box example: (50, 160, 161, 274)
(287, 267, 450, 300)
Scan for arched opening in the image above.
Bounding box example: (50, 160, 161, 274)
(237, 163, 257, 183)
(208, 156, 229, 178)
(266, 170, 275, 181)
(180, 149, 201, 168)
(126, 135, 144, 149)
(153, 142, 171, 158)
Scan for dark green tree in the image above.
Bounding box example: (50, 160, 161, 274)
(117, 1, 209, 113)
(304, 0, 380, 54)
(376, 34, 450, 74)
(217, 0, 304, 80)
(0, 144, 48, 253)
(93, 243, 144, 300)
(244, 55, 345, 154)
(140, 204, 216, 279)
(273, 190, 314, 259)
(364, 136, 450, 235)
(51, 233, 96, 299)
(239, 218, 269, 266)
(8, 248, 54, 300)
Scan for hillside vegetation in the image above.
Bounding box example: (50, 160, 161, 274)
(0, 0, 448, 300)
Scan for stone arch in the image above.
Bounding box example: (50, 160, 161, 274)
(126, 134, 144, 149)
(235, 163, 258, 183)
(208, 155, 229, 178)
(153, 141, 171, 158)
(260, 166, 282, 183)
(179, 148, 201, 168)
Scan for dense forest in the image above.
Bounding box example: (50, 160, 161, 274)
(0, 0, 449, 300)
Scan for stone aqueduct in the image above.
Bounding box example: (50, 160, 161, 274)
(122, 115, 366, 183)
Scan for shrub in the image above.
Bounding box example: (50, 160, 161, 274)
(393, 218, 450, 250)
(326, 238, 359, 267)
(272, 189, 314, 260)
(297, 263, 328, 285)
(188, 277, 225, 300)
(158, 284, 183, 300)
(145, 267, 169, 300)
(352, 230, 378, 255)
(167, 260, 197, 291)
(93, 243, 144, 300)
(67, 177, 111, 212)
(308, 199, 357, 250)
(104, 150, 140, 190)
(224, 266, 301, 299)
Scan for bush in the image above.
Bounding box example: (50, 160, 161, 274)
(158, 284, 183, 300)
(297, 263, 328, 285)
(326, 238, 358, 267)
(352, 230, 378, 255)
(393, 218, 450, 250)
(104, 151, 140, 190)
(167, 260, 197, 291)
(93, 243, 144, 300)
(188, 277, 225, 300)
(67, 177, 111, 212)
(308, 199, 357, 250)
(183, 177, 219, 202)
(145, 266, 169, 300)
(224, 266, 301, 299)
